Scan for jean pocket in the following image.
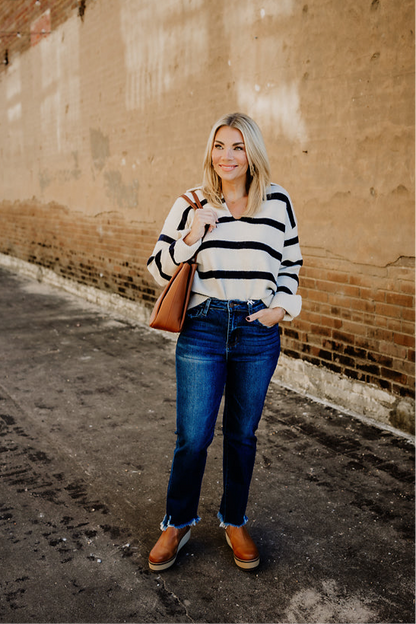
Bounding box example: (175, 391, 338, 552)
(253, 318, 276, 329)
(250, 303, 277, 329)
(186, 302, 205, 320)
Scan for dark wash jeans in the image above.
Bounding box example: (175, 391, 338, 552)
(161, 298, 281, 530)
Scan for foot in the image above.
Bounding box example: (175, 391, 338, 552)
(225, 525, 260, 570)
(148, 526, 191, 571)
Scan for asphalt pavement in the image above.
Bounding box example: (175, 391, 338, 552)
(0, 266, 414, 624)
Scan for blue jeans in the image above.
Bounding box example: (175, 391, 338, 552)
(161, 298, 281, 530)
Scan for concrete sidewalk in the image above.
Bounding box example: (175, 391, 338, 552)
(0, 266, 414, 624)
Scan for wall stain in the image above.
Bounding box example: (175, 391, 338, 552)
(38, 153, 81, 193)
(104, 170, 139, 209)
(90, 128, 110, 171)
(39, 170, 53, 192)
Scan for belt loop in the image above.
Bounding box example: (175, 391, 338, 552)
(203, 298, 211, 316)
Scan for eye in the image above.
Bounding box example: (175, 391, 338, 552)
(214, 143, 223, 149)
(234, 146, 244, 151)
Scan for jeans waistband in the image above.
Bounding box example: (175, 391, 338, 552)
(207, 298, 263, 311)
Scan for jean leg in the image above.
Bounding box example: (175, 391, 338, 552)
(219, 325, 280, 526)
(164, 335, 226, 528)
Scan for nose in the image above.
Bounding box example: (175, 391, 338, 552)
(223, 147, 234, 160)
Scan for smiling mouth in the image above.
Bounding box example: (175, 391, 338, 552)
(220, 165, 237, 171)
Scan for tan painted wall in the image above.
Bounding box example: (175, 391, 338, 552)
(1, 0, 414, 262)
(0, 0, 414, 425)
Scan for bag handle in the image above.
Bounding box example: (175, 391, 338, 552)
(180, 189, 204, 211)
(179, 190, 206, 262)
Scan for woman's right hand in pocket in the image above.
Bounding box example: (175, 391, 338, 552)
(184, 208, 218, 246)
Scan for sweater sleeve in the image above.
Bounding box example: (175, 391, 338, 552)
(147, 195, 202, 287)
(270, 196, 303, 321)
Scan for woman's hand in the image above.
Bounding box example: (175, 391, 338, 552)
(184, 208, 218, 246)
(246, 306, 285, 327)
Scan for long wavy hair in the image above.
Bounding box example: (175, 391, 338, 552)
(202, 112, 271, 216)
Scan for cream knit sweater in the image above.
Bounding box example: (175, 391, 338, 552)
(147, 183, 303, 321)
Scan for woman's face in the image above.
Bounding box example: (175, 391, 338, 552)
(211, 126, 248, 186)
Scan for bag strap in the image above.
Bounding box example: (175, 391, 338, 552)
(180, 189, 204, 211)
(179, 190, 205, 262)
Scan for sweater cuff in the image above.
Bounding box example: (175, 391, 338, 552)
(270, 293, 302, 322)
(173, 231, 202, 264)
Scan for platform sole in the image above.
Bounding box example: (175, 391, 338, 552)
(148, 528, 191, 572)
(225, 531, 260, 570)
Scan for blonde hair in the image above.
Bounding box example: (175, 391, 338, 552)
(202, 112, 271, 216)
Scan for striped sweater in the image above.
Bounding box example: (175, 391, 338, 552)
(147, 183, 303, 321)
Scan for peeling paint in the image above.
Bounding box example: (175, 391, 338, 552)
(120, 0, 208, 110)
(222, 1, 307, 141)
(237, 81, 308, 141)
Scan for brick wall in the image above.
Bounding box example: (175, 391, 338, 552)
(2, 197, 413, 405)
(0, 200, 158, 305)
(0, 0, 78, 66)
(282, 256, 415, 400)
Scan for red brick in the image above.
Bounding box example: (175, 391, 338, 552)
(381, 368, 408, 385)
(350, 274, 385, 290)
(360, 287, 386, 303)
(399, 280, 415, 296)
(402, 308, 415, 322)
(328, 294, 351, 308)
(350, 298, 376, 313)
(342, 320, 367, 336)
(301, 277, 317, 290)
(393, 333, 415, 348)
(332, 330, 355, 344)
(321, 315, 343, 330)
(311, 324, 332, 337)
(401, 321, 414, 336)
(386, 319, 405, 333)
(375, 302, 403, 319)
(367, 327, 394, 341)
(306, 289, 329, 303)
(400, 360, 415, 376)
(385, 292, 414, 308)
(325, 271, 350, 284)
(368, 376, 392, 392)
(299, 310, 322, 324)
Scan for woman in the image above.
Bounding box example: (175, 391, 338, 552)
(147, 112, 302, 571)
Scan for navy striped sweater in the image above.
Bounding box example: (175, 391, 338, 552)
(147, 183, 303, 321)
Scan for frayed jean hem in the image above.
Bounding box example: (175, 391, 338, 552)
(160, 515, 201, 531)
(217, 512, 248, 529)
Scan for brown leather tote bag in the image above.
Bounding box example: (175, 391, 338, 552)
(149, 190, 203, 332)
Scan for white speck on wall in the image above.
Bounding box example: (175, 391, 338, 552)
(225, 0, 293, 26)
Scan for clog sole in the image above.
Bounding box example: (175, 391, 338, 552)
(148, 529, 191, 571)
(225, 531, 260, 570)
